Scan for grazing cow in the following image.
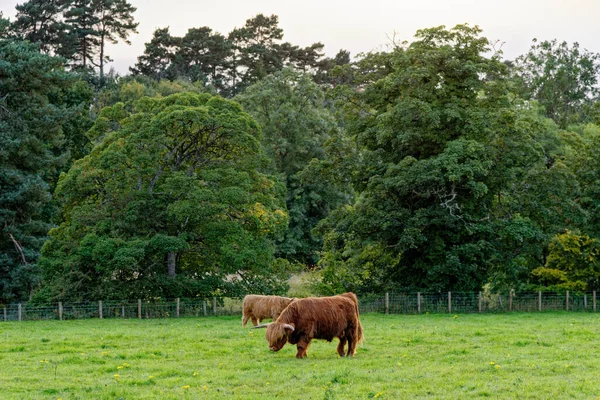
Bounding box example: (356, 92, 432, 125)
(254, 292, 363, 358)
(241, 295, 295, 327)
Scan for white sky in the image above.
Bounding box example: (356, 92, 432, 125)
(3, 0, 600, 75)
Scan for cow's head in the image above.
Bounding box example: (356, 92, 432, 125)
(253, 322, 295, 352)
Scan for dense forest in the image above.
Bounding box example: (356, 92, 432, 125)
(2, 1, 600, 303)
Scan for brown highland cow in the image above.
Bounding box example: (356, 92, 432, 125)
(254, 292, 363, 358)
(241, 295, 295, 327)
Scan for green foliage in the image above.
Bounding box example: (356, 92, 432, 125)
(36, 92, 290, 301)
(515, 39, 600, 128)
(93, 75, 206, 113)
(530, 231, 600, 291)
(132, 14, 327, 97)
(130, 27, 180, 80)
(236, 69, 351, 266)
(92, 0, 138, 84)
(11, 0, 71, 55)
(0, 12, 9, 37)
(9, 0, 137, 83)
(318, 25, 557, 293)
(0, 39, 84, 302)
(568, 124, 600, 239)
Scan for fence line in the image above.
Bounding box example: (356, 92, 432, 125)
(1, 291, 597, 322)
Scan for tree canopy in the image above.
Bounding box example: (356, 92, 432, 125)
(237, 68, 352, 266)
(0, 38, 84, 302)
(316, 25, 565, 293)
(3, 2, 600, 301)
(36, 92, 289, 301)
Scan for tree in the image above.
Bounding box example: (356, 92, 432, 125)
(515, 39, 600, 128)
(36, 92, 289, 301)
(313, 49, 353, 87)
(0, 12, 9, 37)
(317, 25, 553, 293)
(289, 42, 325, 73)
(61, 0, 137, 81)
(11, 0, 70, 55)
(92, 0, 138, 85)
(130, 27, 180, 80)
(63, 0, 99, 71)
(174, 27, 231, 88)
(131, 14, 328, 96)
(0, 39, 82, 302)
(530, 231, 600, 291)
(237, 68, 351, 266)
(227, 14, 288, 93)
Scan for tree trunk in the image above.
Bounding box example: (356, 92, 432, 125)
(167, 252, 176, 278)
(99, 33, 104, 86)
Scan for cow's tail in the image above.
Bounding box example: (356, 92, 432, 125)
(356, 319, 364, 344)
(347, 292, 364, 344)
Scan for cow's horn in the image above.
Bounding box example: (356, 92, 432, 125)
(252, 323, 270, 329)
(282, 324, 295, 332)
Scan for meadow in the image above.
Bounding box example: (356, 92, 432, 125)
(1, 312, 600, 399)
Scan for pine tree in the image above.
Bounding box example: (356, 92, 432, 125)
(0, 39, 80, 302)
(93, 0, 138, 85)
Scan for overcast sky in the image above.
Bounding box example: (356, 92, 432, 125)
(3, 0, 600, 75)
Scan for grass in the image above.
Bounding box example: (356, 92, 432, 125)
(1, 312, 600, 399)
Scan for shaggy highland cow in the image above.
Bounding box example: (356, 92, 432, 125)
(241, 295, 295, 327)
(254, 292, 363, 358)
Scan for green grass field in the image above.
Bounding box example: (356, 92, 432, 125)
(1, 312, 600, 399)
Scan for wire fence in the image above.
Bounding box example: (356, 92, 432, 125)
(1, 291, 597, 322)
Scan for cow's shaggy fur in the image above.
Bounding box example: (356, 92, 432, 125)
(241, 295, 295, 327)
(261, 292, 363, 358)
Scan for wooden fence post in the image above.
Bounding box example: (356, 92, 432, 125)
(3, 306, 7, 321)
(478, 291, 482, 313)
(138, 299, 142, 319)
(509, 290, 513, 312)
(213, 297, 217, 315)
(121, 305, 125, 318)
(584, 294, 588, 309)
(448, 292, 452, 314)
(538, 291, 542, 312)
(566, 291, 569, 311)
(18, 303, 22, 321)
(417, 292, 421, 314)
(594, 291, 597, 313)
(203, 300, 207, 316)
(59, 302, 63, 321)
(385, 292, 389, 315)
(176, 298, 180, 318)
(99, 301, 103, 319)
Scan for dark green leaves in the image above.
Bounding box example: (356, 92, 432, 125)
(37, 92, 289, 301)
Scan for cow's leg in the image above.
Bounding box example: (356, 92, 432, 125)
(346, 337, 356, 357)
(251, 316, 259, 326)
(296, 339, 311, 359)
(242, 314, 250, 327)
(337, 337, 347, 357)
